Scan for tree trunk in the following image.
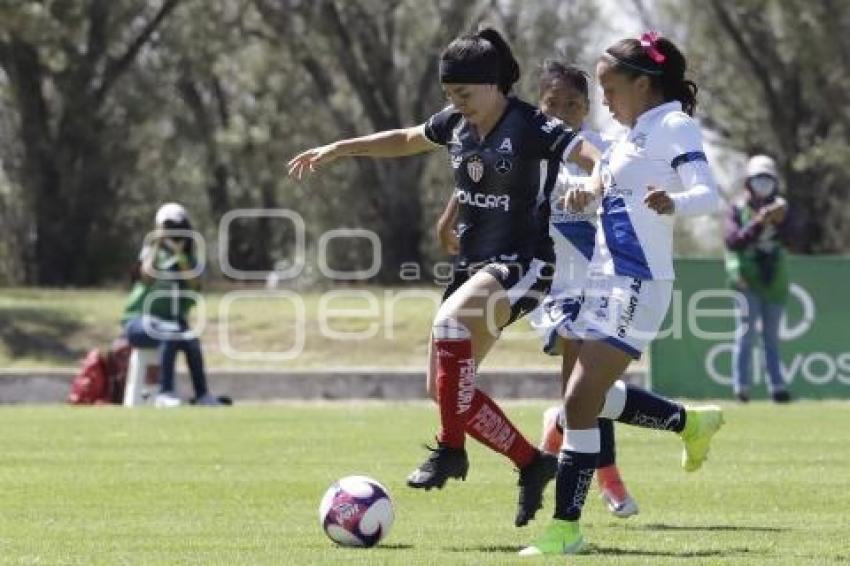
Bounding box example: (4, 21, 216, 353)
(370, 158, 425, 283)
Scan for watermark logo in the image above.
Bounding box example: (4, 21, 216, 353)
(133, 207, 833, 367)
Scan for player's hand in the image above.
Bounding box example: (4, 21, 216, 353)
(287, 144, 340, 179)
(644, 186, 675, 215)
(565, 187, 596, 212)
(437, 226, 460, 255)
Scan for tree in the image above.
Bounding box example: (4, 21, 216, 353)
(251, 0, 603, 282)
(0, 0, 606, 286)
(0, 0, 182, 285)
(248, 0, 486, 282)
(664, 0, 850, 253)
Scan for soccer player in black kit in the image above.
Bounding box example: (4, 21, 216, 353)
(288, 27, 598, 528)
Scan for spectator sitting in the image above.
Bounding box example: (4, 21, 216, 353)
(724, 155, 792, 403)
(121, 202, 221, 407)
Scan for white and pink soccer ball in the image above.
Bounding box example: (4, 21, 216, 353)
(319, 475, 394, 547)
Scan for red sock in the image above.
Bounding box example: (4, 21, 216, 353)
(597, 464, 630, 501)
(464, 389, 536, 468)
(434, 337, 475, 449)
(540, 408, 563, 455)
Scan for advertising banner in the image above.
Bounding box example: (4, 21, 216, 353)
(650, 258, 850, 399)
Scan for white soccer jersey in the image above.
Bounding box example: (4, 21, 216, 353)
(529, 127, 608, 353)
(590, 101, 719, 281)
(548, 127, 609, 297)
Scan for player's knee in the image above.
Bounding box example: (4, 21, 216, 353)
(432, 315, 471, 340)
(598, 380, 627, 420)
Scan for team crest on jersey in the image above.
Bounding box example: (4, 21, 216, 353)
(495, 157, 512, 175)
(497, 138, 513, 154)
(466, 155, 484, 183)
(632, 132, 647, 149)
(541, 116, 563, 134)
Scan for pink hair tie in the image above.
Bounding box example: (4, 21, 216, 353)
(640, 31, 666, 64)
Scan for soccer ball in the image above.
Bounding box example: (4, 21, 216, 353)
(319, 475, 394, 547)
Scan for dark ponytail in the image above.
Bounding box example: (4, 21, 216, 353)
(603, 34, 698, 116)
(476, 28, 520, 94)
(439, 27, 520, 94)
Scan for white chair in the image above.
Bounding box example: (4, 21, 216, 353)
(123, 347, 160, 407)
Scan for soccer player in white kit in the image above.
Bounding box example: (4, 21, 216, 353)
(521, 33, 725, 556)
(526, 61, 638, 519)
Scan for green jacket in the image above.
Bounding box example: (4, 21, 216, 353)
(724, 201, 790, 304)
(121, 247, 200, 323)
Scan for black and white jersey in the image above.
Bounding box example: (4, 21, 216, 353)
(424, 97, 580, 265)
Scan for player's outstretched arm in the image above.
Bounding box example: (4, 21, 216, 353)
(287, 125, 436, 179)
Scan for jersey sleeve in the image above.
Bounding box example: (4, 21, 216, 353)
(658, 112, 708, 169)
(529, 109, 581, 162)
(423, 105, 460, 146)
(659, 113, 721, 216)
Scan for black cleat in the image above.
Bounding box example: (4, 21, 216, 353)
(772, 390, 792, 403)
(515, 450, 558, 527)
(406, 443, 469, 490)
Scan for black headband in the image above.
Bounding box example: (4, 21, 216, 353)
(603, 52, 662, 76)
(439, 57, 501, 85)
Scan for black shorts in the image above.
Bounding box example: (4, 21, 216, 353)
(441, 257, 555, 329)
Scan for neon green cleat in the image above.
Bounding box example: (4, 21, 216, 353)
(518, 519, 585, 557)
(680, 405, 724, 472)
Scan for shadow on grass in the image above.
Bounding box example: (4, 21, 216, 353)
(372, 544, 415, 550)
(448, 544, 755, 558)
(586, 545, 754, 558)
(0, 307, 86, 362)
(631, 523, 790, 533)
(446, 545, 522, 553)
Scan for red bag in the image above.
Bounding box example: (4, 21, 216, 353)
(68, 349, 110, 404)
(67, 340, 132, 405)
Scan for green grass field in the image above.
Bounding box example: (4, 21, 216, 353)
(0, 401, 847, 564)
(0, 287, 600, 371)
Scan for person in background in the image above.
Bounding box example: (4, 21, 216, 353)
(121, 202, 221, 408)
(725, 154, 792, 403)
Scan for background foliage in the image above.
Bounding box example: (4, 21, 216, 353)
(0, 0, 846, 286)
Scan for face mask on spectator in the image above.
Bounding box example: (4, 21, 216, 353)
(748, 175, 777, 198)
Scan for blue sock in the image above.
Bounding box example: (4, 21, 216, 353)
(617, 385, 686, 433)
(597, 419, 616, 468)
(553, 451, 598, 521)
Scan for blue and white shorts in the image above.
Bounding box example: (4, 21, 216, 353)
(529, 290, 587, 355)
(571, 273, 673, 359)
